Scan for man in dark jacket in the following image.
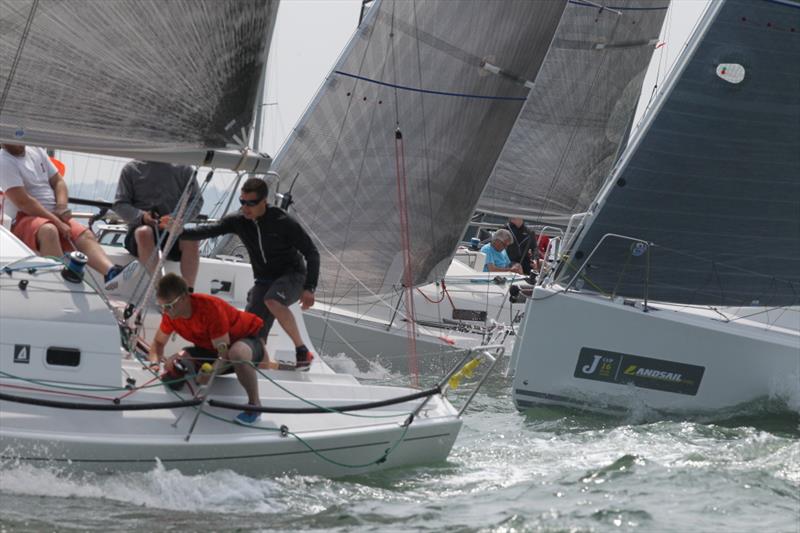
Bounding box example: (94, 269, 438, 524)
(505, 217, 536, 275)
(180, 178, 319, 369)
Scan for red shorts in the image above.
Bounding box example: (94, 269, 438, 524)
(12, 212, 89, 253)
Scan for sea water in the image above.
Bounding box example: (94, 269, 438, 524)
(1, 358, 798, 532)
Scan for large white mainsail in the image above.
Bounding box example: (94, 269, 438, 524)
(477, 0, 669, 223)
(0, 0, 277, 171)
(511, 0, 800, 415)
(271, 0, 568, 301)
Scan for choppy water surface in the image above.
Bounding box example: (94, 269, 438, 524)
(1, 360, 798, 532)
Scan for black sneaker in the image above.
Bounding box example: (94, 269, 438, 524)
(295, 348, 314, 371)
(104, 264, 124, 283)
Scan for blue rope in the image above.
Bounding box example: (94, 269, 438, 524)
(334, 71, 526, 101)
(568, 1, 669, 10)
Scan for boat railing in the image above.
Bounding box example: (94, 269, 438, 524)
(434, 344, 505, 416)
(561, 211, 589, 251)
(563, 233, 654, 311)
(457, 345, 504, 416)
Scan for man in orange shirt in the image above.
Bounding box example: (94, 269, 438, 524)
(147, 273, 266, 425)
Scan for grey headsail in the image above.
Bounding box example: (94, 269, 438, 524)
(0, 0, 277, 153)
(559, 0, 800, 307)
(477, 0, 669, 222)
(272, 0, 567, 300)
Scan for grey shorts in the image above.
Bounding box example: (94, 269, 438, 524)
(183, 336, 266, 366)
(246, 271, 305, 339)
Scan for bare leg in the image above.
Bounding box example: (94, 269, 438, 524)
(266, 299, 304, 348)
(258, 348, 279, 370)
(228, 342, 261, 406)
(179, 240, 200, 288)
(74, 230, 114, 275)
(35, 223, 64, 257)
(134, 225, 158, 275)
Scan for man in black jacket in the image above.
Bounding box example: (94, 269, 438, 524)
(180, 178, 320, 369)
(505, 217, 537, 275)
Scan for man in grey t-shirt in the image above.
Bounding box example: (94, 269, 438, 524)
(113, 161, 203, 289)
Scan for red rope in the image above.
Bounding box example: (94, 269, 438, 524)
(115, 375, 160, 401)
(442, 280, 456, 309)
(416, 280, 455, 309)
(416, 286, 446, 304)
(1, 382, 114, 402)
(395, 129, 419, 385)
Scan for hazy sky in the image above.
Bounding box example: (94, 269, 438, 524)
(259, 0, 363, 155)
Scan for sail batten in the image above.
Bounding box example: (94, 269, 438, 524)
(560, 0, 800, 307)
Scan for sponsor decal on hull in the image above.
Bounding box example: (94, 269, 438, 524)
(14, 344, 30, 364)
(574, 347, 704, 395)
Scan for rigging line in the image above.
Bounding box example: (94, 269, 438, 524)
(0, 382, 113, 402)
(129, 169, 210, 333)
(334, 71, 527, 101)
(726, 305, 795, 327)
(416, 284, 447, 305)
(390, 0, 400, 126)
(535, 11, 621, 227)
(610, 246, 636, 298)
(293, 210, 417, 324)
(651, 0, 672, 107)
(0, 0, 39, 118)
(411, 0, 438, 276)
(308, 0, 385, 313)
(216, 360, 417, 419)
(389, 0, 419, 382)
(310, 313, 388, 371)
(395, 129, 420, 383)
(568, 1, 669, 11)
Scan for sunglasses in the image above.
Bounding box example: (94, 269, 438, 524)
(158, 292, 185, 312)
(239, 196, 265, 207)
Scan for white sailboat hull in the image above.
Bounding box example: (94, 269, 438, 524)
(302, 257, 523, 373)
(511, 287, 800, 414)
(303, 306, 482, 375)
(0, 226, 463, 477)
(1, 363, 461, 477)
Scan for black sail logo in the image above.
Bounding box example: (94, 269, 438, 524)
(574, 348, 704, 395)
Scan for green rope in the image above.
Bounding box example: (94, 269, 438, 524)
(561, 256, 613, 296)
(286, 422, 411, 468)
(0, 360, 420, 469)
(0, 369, 187, 392)
(178, 361, 419, 469)
(191, 406, 409, 469)
(251, 362, 417, 420)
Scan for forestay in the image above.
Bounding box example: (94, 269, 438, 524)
(477, 0, 669, 222)
(559, 0, 800, 307)
(272, 0, 567, 300)
(0, 0, 277, 154)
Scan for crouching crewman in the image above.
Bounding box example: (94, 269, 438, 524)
(147, 273, 269, 425)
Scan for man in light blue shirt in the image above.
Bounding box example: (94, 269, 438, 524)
(480, 229, 523, 274)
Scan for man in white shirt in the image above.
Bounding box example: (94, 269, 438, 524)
(0, 143, 121, 282)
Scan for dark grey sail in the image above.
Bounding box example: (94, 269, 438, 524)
(477, 0, 669, 222)
(559, 0, 800, 307)
(272, 0, 567, 300)
(0, 0, 277, 153)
